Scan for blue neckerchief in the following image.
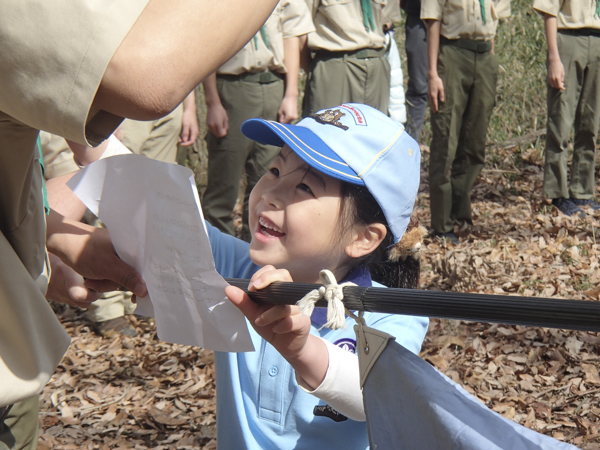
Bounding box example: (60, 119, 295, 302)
(311, 265, 372, 327)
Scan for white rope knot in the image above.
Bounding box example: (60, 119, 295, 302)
(296, 269, 356, 330)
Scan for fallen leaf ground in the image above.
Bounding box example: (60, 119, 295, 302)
(40, 142, 600, 449)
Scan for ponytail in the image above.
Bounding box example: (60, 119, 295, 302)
(339, 184, 427, 289)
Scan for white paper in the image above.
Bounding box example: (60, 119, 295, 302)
(68, 154, 254, 352)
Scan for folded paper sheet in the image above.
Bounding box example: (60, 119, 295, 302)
(68, 154, 254, 352)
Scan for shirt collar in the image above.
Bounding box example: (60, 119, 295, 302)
(311, 265, 372, 327)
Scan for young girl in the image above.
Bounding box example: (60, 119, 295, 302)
(206, 103, 429, 448)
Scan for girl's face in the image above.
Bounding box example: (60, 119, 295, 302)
(248, 146, 353, 283)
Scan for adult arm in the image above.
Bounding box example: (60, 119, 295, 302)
(91, 0, 279, 122)
(278, 36, 302, 124)
(426, 19, 444, 113)
(203, 73, 229, 138)
(179, 91, 200, 146)
(543, 13, 564, 90)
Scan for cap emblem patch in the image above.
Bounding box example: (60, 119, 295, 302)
(310, 109, 349, 130)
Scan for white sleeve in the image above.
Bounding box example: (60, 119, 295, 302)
(295, 338, 366, 421)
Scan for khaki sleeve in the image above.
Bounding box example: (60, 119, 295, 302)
(493, 0, 511, 20)
(420, 0, 443, 21)
(0, 0, 148, 146)
(281, 0, 316, 38)
(532, 0, 558, 16)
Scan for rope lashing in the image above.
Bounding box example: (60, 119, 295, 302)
(296, 270, 356, 330)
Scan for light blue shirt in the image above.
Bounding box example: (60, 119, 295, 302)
(207, 222, 429, 449)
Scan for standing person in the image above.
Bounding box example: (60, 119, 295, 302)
(0, 0, 279, 447)
(301, 0, 401, 116)
(202, 0, 314, 241)
(423, 0, 510, 244)
(119, 92, 199, 164)
(209, 103, 428, 448)
(401, 0, 428, 143)
(534, 1, 600, 217)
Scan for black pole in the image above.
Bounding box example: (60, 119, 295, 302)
(226, 278, 600, 332)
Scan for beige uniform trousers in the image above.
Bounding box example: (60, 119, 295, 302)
(203, 76, 284, 241)
(118, 104, 183, 164)
(302, 50, 391, 117)
(543, 32, 600, 200)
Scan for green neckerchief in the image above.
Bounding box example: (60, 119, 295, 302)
(480, 0, 487, 24)
(37, 136, 50, 215)
(361, 0, 375, 32)
(595, 0, 600, 18)
(253, 26, 270, 50)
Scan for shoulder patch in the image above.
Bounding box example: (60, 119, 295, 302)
(334, 338, 356, 354)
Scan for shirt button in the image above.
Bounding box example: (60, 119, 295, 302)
(268, 366, 278, 377)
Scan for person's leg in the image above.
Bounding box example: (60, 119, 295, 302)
(240, 80, 283, 242)
(364, 56, 391, 115)
(450, 50, 498, 225)
(302, 56, 353, 117)
(543, 33, 582, 201)
(428, 45, 471, 234)
(404, 14, 428, 142)
(118, 118, 153, 155)
(303, 54, 390, 117)
(202, 78, 262, 236)
(135, 105, 183, 164)
(0, 396, 39, 450)
(570, 35, 600, 200)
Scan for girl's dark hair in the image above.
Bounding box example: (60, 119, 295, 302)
(339, 183, 421, 289)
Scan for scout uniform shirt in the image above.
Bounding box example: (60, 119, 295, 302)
(217, 0, 314, 76)
(0, 0, 149, 406)
(305, 0, 401, 52)
(532, 0, 600, 30)
(421, 0, 511, 40)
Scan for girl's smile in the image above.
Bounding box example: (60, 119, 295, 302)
(248, 146, 353, 283)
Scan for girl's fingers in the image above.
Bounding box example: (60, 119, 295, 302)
(250, 267, 292, 291)
(255, 304, 297, 327)
(225, 285, 260, 320)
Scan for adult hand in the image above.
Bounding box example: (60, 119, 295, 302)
(548, 56, 565, 90)
(225, 265, 312, 361)
(277, 96, 299, 124)
(428, 74, 445, 114)
(46, 210, 147, 298)
(179, 109, 200, 146)
(206, 102, 229, 138)
(46, 253, 101, 308)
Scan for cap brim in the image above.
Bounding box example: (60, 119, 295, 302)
(241, 119, 364, 185)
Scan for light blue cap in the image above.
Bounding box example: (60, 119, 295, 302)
(241, 103, 421, 244)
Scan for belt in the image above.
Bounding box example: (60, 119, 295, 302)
(314, 47, 387, 60)
(440, 36, 492, 53)
(559, 28, 600, 38)
(217, 71, 284, 84)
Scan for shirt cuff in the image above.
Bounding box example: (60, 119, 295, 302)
(296, 338, 366, 421)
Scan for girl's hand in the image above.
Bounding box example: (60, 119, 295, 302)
(225, 265, 312, 361)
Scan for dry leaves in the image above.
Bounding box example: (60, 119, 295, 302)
(415, 145, 600, 448)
